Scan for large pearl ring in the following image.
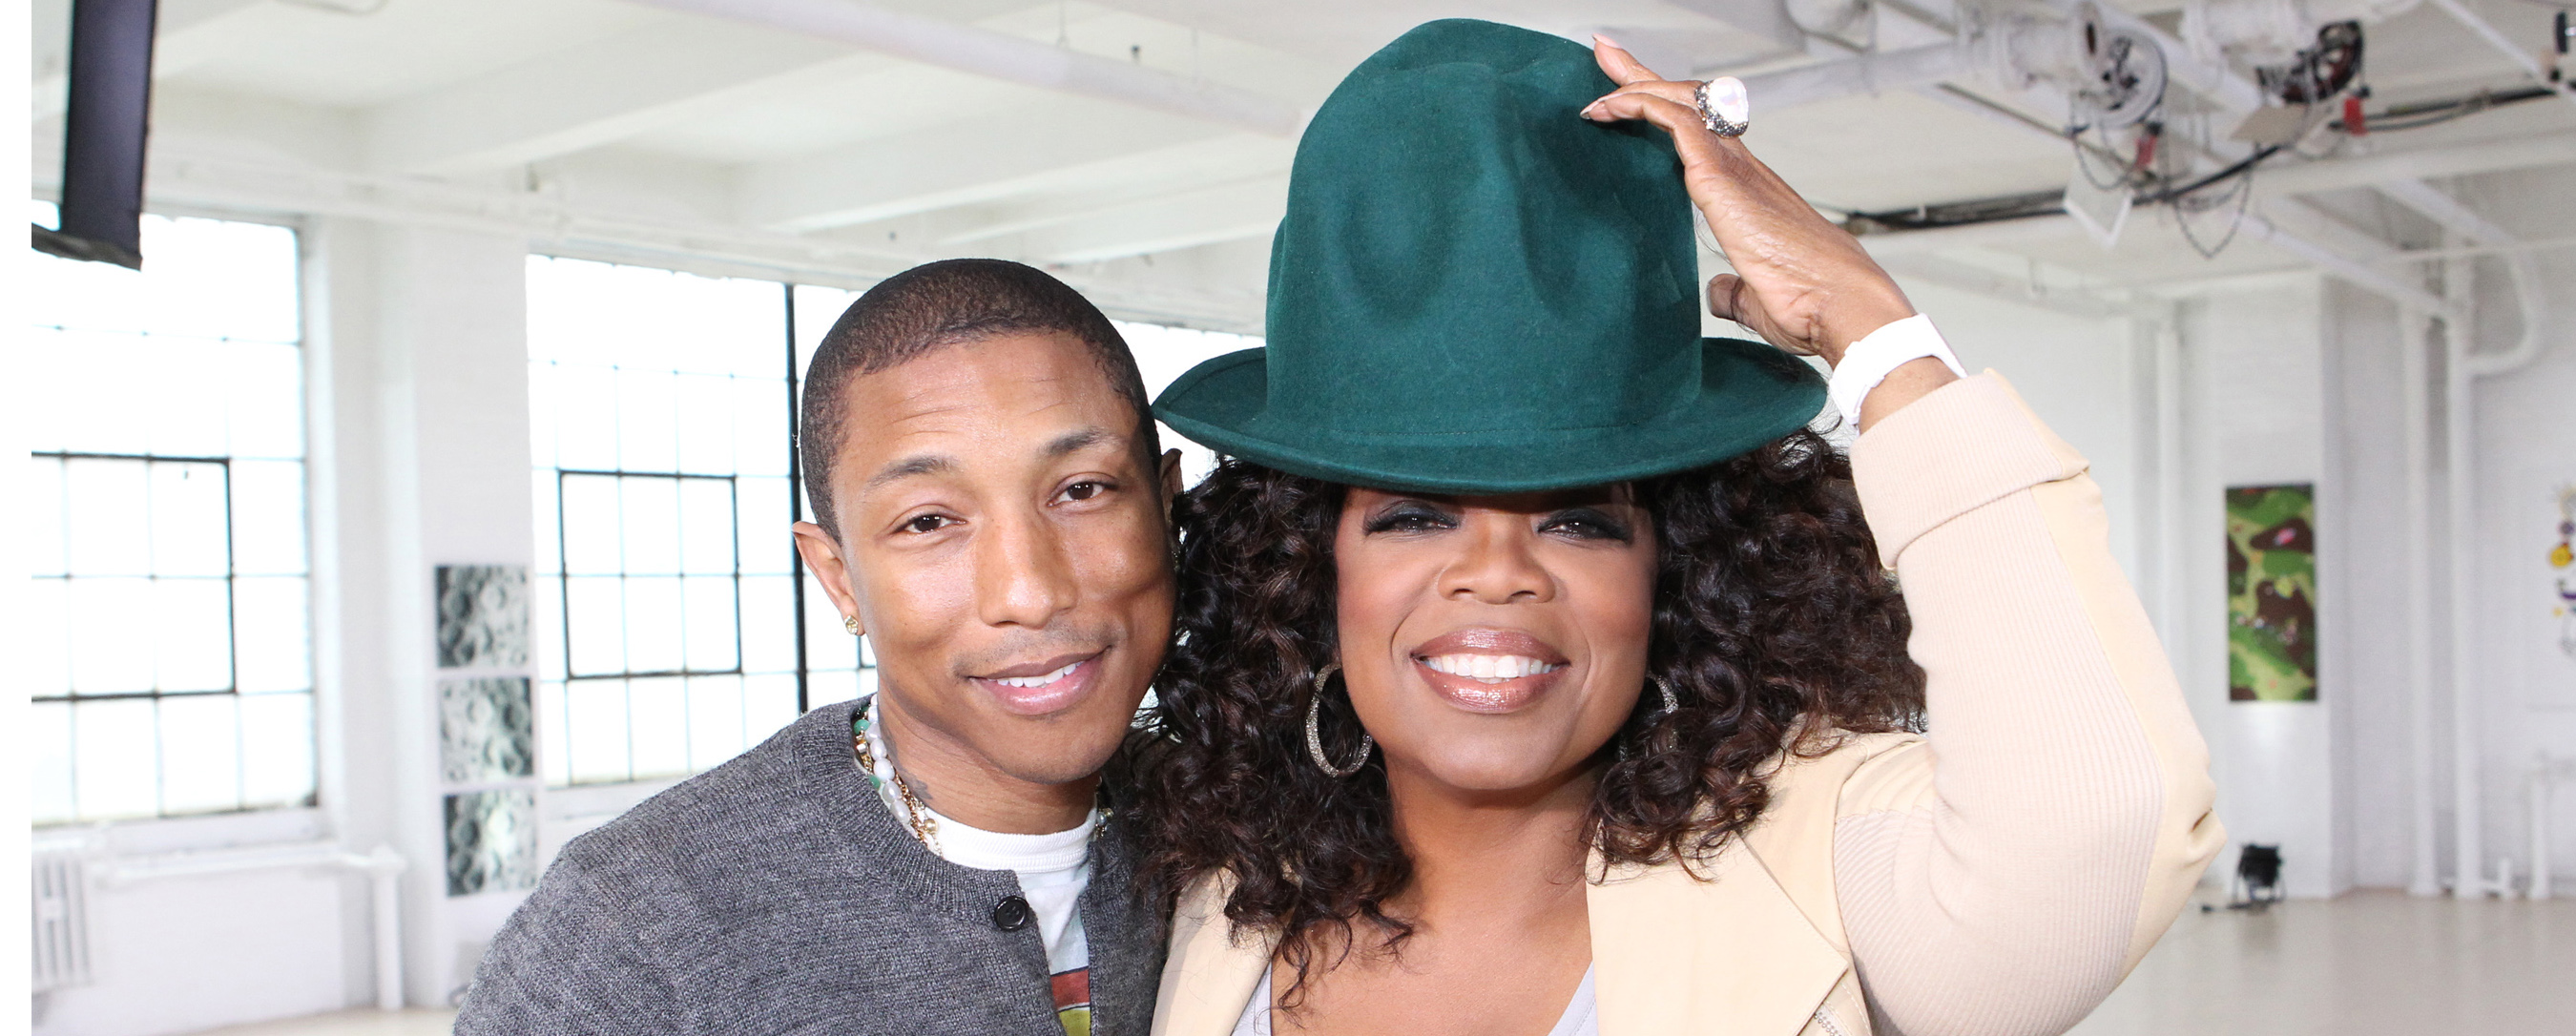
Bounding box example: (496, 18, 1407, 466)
(1694, 77, 1750, 137)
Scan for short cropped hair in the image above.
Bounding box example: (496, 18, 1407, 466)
(799, 259, 1158, 536)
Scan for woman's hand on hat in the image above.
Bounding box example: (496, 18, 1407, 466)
(1579, 37, 1917, 368)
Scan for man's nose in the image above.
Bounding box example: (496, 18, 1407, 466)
(1442, 516, 1555, 606)
(975, 508, 1079, 629)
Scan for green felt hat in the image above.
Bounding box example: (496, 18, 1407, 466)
(1152, 18, 1826, 494)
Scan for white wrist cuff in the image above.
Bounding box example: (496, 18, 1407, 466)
(1826, 314, 1966, 423)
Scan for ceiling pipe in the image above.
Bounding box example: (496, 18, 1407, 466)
(1736, 40, 1965, 109)
(2238, 211, 2457, 314)
(620, 0, 1305, 137)
(2422, 0, 2576, 113)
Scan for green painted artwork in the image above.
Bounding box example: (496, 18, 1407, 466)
(2227, 485, 2317, 702)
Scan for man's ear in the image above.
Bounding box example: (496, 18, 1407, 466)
(792, 520, 864, 637)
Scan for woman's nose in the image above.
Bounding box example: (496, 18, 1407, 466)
(1442, 517, 1555, 605)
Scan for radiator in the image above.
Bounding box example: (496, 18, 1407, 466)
(31, 847, 94, 993)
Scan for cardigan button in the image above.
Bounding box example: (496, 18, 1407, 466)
(991, 895, 1033, 932)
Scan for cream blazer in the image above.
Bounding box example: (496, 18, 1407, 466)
(1151, 375, 2225, 1036)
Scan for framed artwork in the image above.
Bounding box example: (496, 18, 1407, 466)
(2228, 484, 2317, 702)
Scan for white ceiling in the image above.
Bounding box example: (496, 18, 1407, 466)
(28, 0, 2576, 328)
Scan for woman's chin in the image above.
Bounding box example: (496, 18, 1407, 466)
(1389, 743, 1600, 797)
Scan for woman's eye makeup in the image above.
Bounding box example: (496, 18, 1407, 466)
(1361, 500, 1458, 534)
(1541, 508, 1634, 543)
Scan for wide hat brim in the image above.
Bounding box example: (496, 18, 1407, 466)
(1154, 336, 1826, 495)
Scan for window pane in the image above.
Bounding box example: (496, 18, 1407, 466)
(738, 575, 797, 675)
(686, 675, 745, 771)
(239, 691, 315, 808)
(630, 677, 689, 779)
(678, 478, 736, 575)
(159, 694, 242, 815)
(73, 698, 160, 820)
(68, 577, 154, 694)
(27, 457, 69, 576)
(624, 576, 684, 673)
(744, 673, 800, 743)
(31, 701, 75, 824)
(564, 576, 627, 676)
(617, 368, 678, 474)
(532, 469, 562, 575)
(552, 364, 619, 470)
(559, 474, 622, 575)
(681, 576, 739, 672)
(566, 679, 631, 784)
(226, 342, 306, 460)
(65, 458, 150, 577)
(155, 578, 235, 693)
(149, 461, 230, 578)
(234, 577, 311, 693)
(537, 680, 571, 786)
(620, 477, 680, 576)
(675, 374, 735, 475)
(135, 339, 231, 459)
(737, 476, 792, 575)
(30, 579, 72, 697)
(731, 376, 789, 477)
(533, 576, 567, 680)
(231, 460, 308, 575)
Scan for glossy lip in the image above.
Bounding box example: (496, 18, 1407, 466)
(1408, 627, 1571, 714)
(968, 650, 1105, 717)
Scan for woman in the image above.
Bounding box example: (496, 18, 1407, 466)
(1134, 20, 2220, 1036)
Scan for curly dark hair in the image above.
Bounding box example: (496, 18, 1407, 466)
(1131, 428, 1924, 998)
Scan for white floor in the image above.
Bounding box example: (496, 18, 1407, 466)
(2071, 891, 2576, 1035)
(186, 892, 2572, 1036)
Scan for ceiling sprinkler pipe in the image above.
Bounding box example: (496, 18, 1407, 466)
(2423, 0, 2576, 112)
(1735, 41, 1966, 111)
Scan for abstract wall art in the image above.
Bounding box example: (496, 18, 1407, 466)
(436, 564, 530, 670)
(440, 676, 535, 785)
(2228, 484, 2318, 702)
(443, 788, 538, 896)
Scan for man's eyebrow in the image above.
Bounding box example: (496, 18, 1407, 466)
(1045, 427, 1117, 458)
(863, 454, 954, 492)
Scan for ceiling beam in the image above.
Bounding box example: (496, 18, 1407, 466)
(364, 19, 862, 174)
(1017, 176, 1289, 264)
(32, 0, 270, 120)
(736, 112, 1258, 232)
(624, 0, 1303, 137)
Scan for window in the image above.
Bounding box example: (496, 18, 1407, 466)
(527, 259, 864, 787)
(26, 204, 317, 824)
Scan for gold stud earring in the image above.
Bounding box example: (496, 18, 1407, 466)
(844, 614, 861, 636)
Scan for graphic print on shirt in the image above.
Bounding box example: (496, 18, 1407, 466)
(1051, 965, 1092, 1036)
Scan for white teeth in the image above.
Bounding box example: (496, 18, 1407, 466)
(989, 662, 1079, 689)
(1420, 654, 1563, 683)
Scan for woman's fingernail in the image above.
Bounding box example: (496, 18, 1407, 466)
(1594, 32, 1623, 50)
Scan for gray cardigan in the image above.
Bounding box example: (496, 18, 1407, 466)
(455, 700, 1164, 1036)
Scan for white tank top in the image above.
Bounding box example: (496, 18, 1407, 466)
(1227, 964, 1598, 1036)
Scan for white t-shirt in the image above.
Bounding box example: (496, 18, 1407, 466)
(858, 696, 1098, 1035)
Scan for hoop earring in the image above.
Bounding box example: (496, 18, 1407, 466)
(1621, 677, 1680, 763)
(1304, 663, 1374, 777)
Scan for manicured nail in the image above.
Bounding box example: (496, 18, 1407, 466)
(1594, 32, 1623, 50)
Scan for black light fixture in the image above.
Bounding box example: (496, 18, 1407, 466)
(33, 0, 160, 270)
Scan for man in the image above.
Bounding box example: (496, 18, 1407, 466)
(458, 259, 1181, 1036)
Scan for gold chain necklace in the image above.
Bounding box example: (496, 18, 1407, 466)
(852, 701, 941, 855)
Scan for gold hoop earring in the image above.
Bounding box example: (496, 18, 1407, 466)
(844, 614, 861, 636)
(1304, 663, 1374, 777)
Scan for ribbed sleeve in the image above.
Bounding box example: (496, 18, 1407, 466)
(1832, 374, 2223, 1036)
